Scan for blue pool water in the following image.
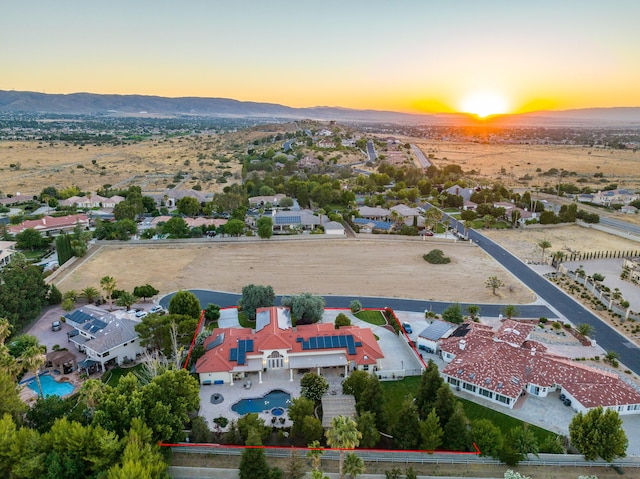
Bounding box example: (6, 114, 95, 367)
(231, 389, 291, 415)
(28, 374, 76, 397)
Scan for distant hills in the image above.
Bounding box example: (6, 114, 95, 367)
(1, 89, 640, 126)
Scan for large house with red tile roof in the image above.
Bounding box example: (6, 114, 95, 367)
(439, 320, 640, 415)
(196, 307, 384, 385)
(8, 214, 90, 236)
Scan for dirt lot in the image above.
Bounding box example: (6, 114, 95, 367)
(410, 139, 640, 190)
(55, 239, 535, 304)
(482, 224, 640, 263)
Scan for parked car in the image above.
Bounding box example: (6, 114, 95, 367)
(402, 322, 413, 334)
(135, 311, 148, 319)
(150, 305, 163, 314)
(51, 320, 62, 331)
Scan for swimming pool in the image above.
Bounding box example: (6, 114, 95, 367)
(231, 389, 291, 415)
(28, 374, 76, 397)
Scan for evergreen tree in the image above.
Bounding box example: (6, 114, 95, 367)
(433, 383, 457, 428)
(239, 428, 270, 479)
(415, 361, 443, 420)
(419, 408, 443, 451)
(391, 397, 420, 450)
(442, 403, 470, 451)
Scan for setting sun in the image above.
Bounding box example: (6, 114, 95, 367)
(459, 92, 510, 118)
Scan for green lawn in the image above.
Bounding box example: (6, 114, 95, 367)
(238, 311, 255, 328)
(22, 249, 49, 261)
(380, 376, 556, 444)
(354, 310, 387, 326)
(102, 363, 144, 386)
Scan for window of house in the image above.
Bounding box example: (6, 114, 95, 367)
(479, 388, 493, 399)
(363, 365, 369, 371)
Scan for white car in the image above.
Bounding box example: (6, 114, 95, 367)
(150, 305, 164, 314)
(135, 311, 148, 318)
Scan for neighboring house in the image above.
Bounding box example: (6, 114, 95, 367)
(577, 194, 595, 203)
(64, 305, 144, 372)
(463, 200, 477, 211)
(416, 319, 457, 354)
(439, 320, 640, 415)
(196, 306, 384, 385)
(0, 241, 17, 268)
(0, 194, 35, 206)
(390, 204, 420, 219)
(249, 194, 286, 207)
(352, 217, 393, 233)
(593, 189, 639, 206)
(8, 214, 89, 236)
(272, 210, 321, 232)
(358, 206, 390, 220)
(621, 205, 638, 214)
(298, 156, 321, 169)
(148, 216, 227, 230)
(317, 139, 335, 149)
(147, 189, 209, 208)
(60, 194, 124, 209)
(445, 186, 475, 202)
(322, 220, 345, 235)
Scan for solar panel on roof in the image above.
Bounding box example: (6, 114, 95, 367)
(275, 215, 301, 225)
(296, 337, 303, 343)
(230, 349, 238, 361)
(355, 341, 362, 347)
(339, 336, 347, 346)
(310, 337, 317, 348)
(346, 335, 356, 355)
(302, 343, 309, 350)
(331, 336, 339, 347)
(206, 333, 225, 351)
(246, 339, 254, 352)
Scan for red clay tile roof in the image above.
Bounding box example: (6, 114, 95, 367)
(441, 321, 640, 408)
(196, 307, 384, 374)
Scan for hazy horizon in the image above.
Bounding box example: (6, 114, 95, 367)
(2, 1, 640, 117)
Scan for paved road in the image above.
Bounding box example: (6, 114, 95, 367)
(366, 140, 377, 161)
(434, 208, 640, 375)
(410, 143, 431, 169)
(600, 216, 640, 236)
(159, 290, 555, 319)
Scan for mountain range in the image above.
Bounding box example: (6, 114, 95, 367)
(1, 89, 640, 127)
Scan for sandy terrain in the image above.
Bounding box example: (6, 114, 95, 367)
(411, 139, 640, 189)
(481, 224, 640, 263)
(55, 239, 536, 304)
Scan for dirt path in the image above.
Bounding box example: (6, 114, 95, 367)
(54, 239, 536, 304)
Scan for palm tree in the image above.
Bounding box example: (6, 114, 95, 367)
(466, 305, 480, 320)
(552, 251, 566, 270)
(21, 344, 47, 398)
(501, 304, 519, 320)
(325, 416, 362, 479)
(576, 323, 594, 338)
(343, 452, 365, 479)
(538, 239, 552, 263)
(605, 351, 619, 364)
(82, 286, 100, 304)
(306, 440, 324, 471)
(115, 291, 137, 310)
(100, 275, 117, 311)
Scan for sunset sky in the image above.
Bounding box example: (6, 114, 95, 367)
(2, 0, 639, 115)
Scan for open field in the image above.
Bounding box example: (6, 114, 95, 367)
(482, 224, 640, 262)
(55, 239, 536, 304)
(411, 139, 640, 189)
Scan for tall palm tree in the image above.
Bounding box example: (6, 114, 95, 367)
(343, 453, 365, 479)
(100, 275, 117, 311)
(82, 286, 100, 304)
(538, 239, 552, 263)
(21, 344, 47, 398)
(306, 440, 324, 471)
(325, 416, 362, 479)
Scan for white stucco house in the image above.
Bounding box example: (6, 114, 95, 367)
(196, 307, 384, 385)
(63, 305, 145, 372)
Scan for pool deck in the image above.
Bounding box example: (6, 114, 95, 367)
(19, 370, 83, 404)
(198, 367, 347, 432)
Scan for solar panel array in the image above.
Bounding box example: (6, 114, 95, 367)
(229, 339, 254, 365)
(275, 215, 301, 225)
(299, 334, 357, 355)
(206, 333, 225, 351)
(352, 217, 393, 231)
(65, 309, 94, 325)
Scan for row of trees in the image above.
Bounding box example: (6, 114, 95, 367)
(239, 284, 326, 324)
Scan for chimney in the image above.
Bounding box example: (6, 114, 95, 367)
(42, 218, 46, 225)
(458, 339, 466, 350)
